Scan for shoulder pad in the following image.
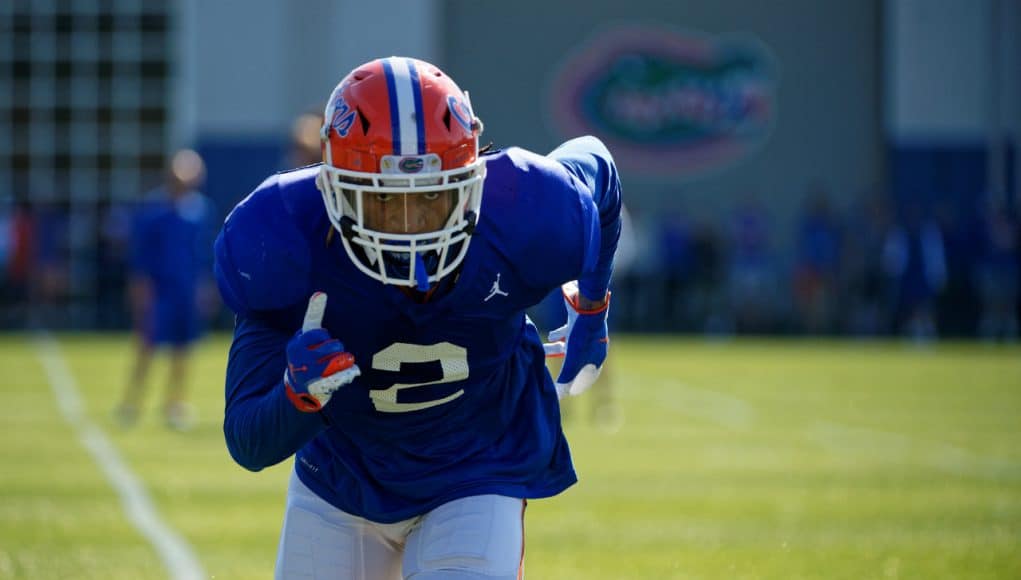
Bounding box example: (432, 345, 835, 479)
(479, 148, 597, 290)
(214, 173, 315, 315)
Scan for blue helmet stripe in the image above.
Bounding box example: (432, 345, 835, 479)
(380, 58, 402, 155)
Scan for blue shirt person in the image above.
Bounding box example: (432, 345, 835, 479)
(116, 149, 215, 431)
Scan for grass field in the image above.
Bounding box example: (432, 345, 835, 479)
(1, 333, 1019, 579)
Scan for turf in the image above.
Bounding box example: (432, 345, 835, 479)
(1, 333, 1019, 579)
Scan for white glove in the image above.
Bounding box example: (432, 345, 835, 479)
(543, 281, 610, 399)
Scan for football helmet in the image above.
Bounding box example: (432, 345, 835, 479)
(316, 57, 486, 289)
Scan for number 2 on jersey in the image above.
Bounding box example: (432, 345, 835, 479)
(369, 342, 468, 413)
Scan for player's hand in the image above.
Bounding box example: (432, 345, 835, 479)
(284, 292, 361, 412)
(542, 280, 610, 399)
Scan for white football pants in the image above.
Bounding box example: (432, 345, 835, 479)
(275, 470, 526, 579)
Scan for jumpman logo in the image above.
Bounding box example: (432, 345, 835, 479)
(484, 273, 510, 302)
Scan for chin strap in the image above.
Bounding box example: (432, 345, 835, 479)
(414, 253, 430, 291)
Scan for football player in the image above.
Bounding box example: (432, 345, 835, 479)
(214, 56, 622, 579)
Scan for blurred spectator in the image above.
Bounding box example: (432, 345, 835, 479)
(3, 199, 36, 326)
(289, 111, 324, 167)
(933, 201, 982, 336)
(95, 200, 134, 329)
(792, 184, 842, 334)
(654, 205, 694, 330)
(0, 201, 11, 326)
(842, 192, 893, 336)
(727, 193, 777, 333)
(882, 202, 946, 342)
(975, 204, 1019, 342)
(0, 204, 8, 276)
(688, 220, 728, 335)
(116, 149, 217, 431)
(611, 203, 656, 331)
(31, 201, 71, 328)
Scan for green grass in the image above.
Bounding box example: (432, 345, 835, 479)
(1, 334, 1019, 579)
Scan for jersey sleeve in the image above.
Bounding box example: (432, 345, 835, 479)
(546, 136, 622, 300)
(214, 174, 313, 319)
(483, 139, 619, 295)
(223, 313, 327, 471)
(216, 171, 329, 471)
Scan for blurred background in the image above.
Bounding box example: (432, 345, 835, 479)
(0, 0, 1018, 341)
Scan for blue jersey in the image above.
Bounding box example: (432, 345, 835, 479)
(132, 189, 213, 299)
(214, 138, 620, 523)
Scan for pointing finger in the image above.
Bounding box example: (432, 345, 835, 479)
(302, 292, 327, 332)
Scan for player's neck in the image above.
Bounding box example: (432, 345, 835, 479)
(397, 271, 459, 304)
(398, 285, 437, 304)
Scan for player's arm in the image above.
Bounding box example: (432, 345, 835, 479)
(548, 135, 623, 304)
(543, 136, 623, 397)
(223, 312, 327, 471)
(215, 176, 363, 470)
(214, 180, 353, 471)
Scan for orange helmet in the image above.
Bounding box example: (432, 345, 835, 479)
(316, 57, 486, 288)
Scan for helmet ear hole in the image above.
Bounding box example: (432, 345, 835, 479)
(357, 108, 371, 135)
(442, 108, 452, 131)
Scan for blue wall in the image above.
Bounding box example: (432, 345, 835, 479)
(889, 142, 1015, 216)
(196, 136, 286, 223)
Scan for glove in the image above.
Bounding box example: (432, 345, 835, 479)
(542, 280, 610, 399)
(284, 292, 361, 412)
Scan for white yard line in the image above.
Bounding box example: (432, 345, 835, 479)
(33, 333, 206, 580)
(809, 420, 1021, 481)
(625, 379, 756, 429)
(630, 377, 1018, 481)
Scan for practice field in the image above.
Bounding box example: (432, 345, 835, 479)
(1, 333, 1019, 579)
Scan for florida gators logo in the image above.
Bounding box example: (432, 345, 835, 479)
(447, 96, 473, 133)
(548, 25, 777, 179)
(398, 157, 424, 173)
(330, 95, 357, 138)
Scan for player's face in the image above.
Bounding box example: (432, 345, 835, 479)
(362, 190, 457, 235)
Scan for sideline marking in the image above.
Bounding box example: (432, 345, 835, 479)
(34, 333, 206, 580)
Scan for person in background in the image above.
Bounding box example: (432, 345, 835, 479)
(841, 191, 894, 336)
(727, 193, 777, 333)
(5, 198, 37, 327)
(654, 205, 694, 331)
(882, 202, 946, 342)
(792, 184, 842, 334)
(289, 111, 325, 167)
(0, 198, 25, 327)
(115, 149, 217, 431)
(30, 200, 71, 328)
(95, 199, 134, 330)
(976, 203, 1019, 342)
